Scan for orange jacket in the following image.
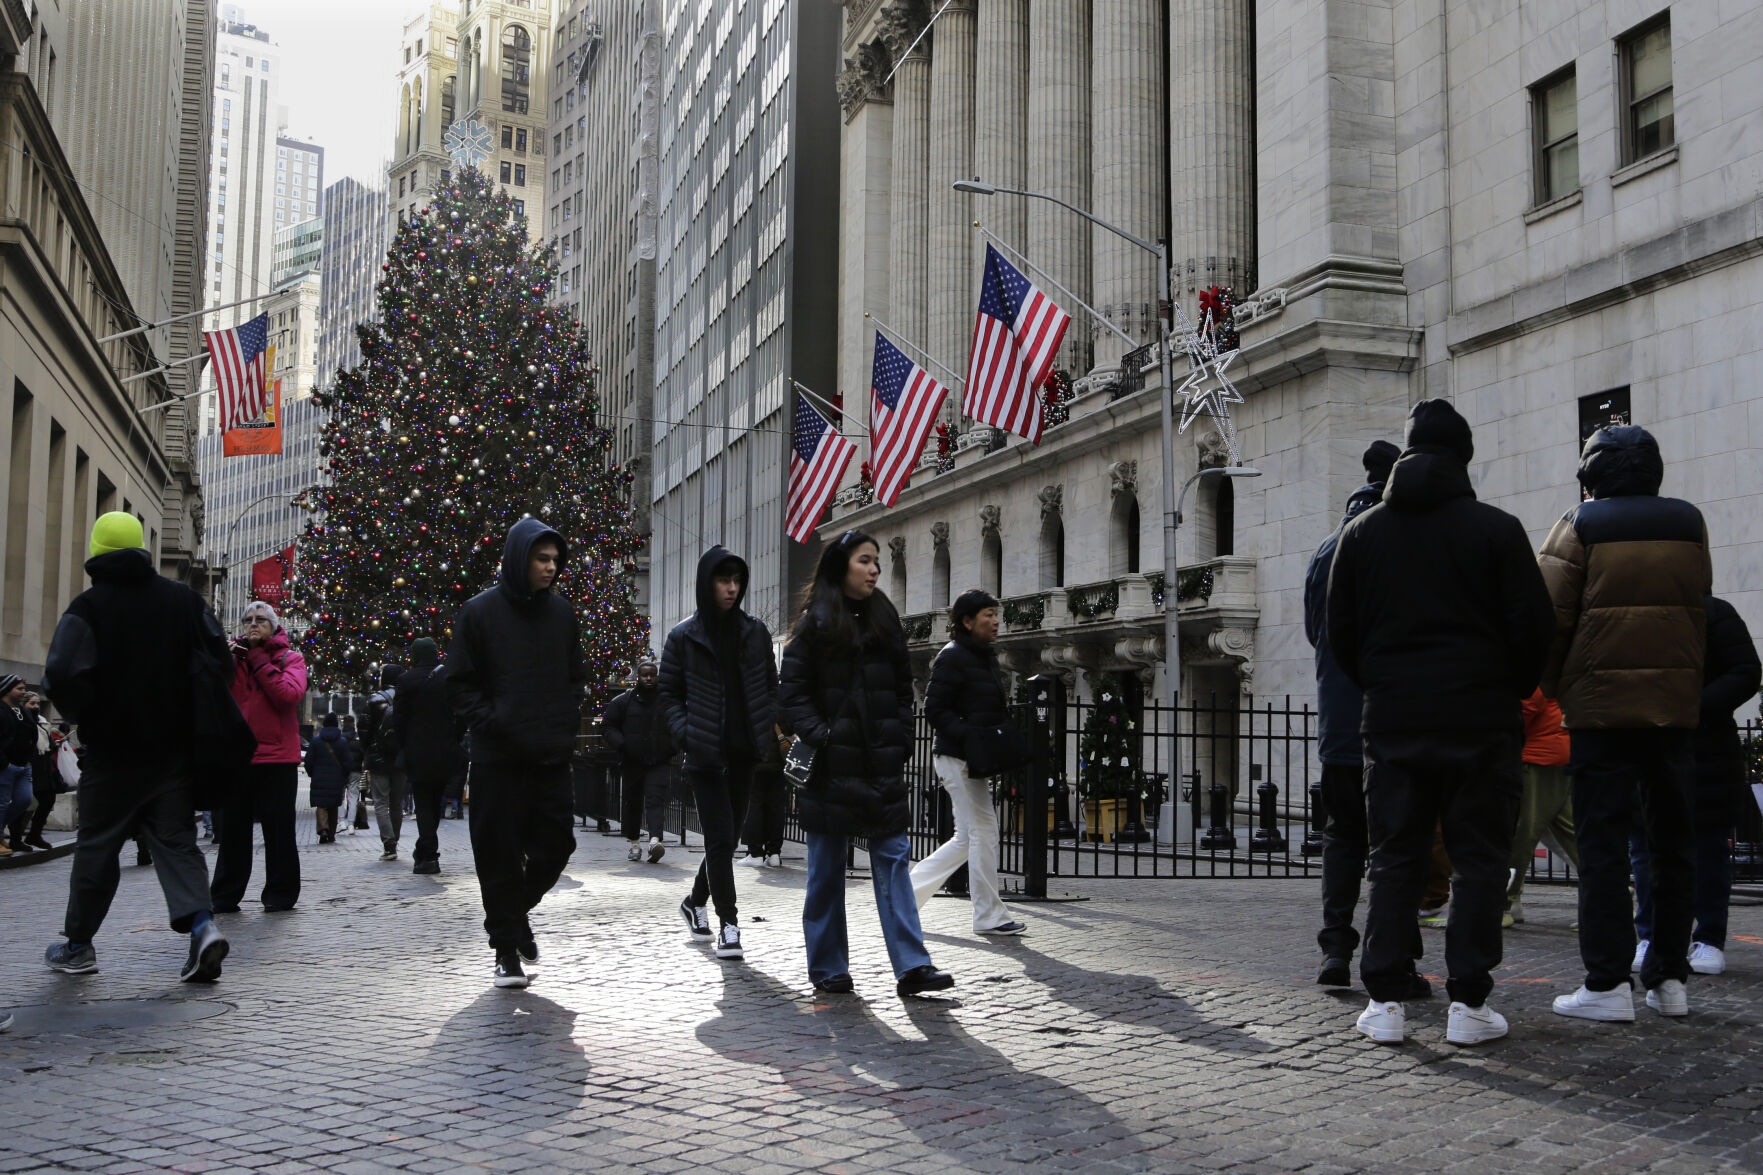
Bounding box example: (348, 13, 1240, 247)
(1520, 689, 1570, 767)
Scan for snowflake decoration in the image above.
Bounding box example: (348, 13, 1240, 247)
(443, 119, 494, 171)
(1170, 301, 1243, 464)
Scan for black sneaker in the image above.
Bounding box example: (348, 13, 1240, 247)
(180, 922, 229, 983)
(680, 899, 712, 940)
(647, 838, 666, 863)
(412, 859, 440, 875)
(45, 941, 98, 975)
(493, 950, 529, 989)
(1317, 956, 1352, 987)
(896, 964, 954, 998)
(978, 921, 1028, 936)
(813, 974, 854, 994)
(715, 924, 744, 960)
(518, 940, 540, 976)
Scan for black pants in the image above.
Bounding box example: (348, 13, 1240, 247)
(64, 762, 212, 941)
(687, 762, 754, 925)
(744, 767, 788, 856)
(620, 762, 672, 839)
(29, 787, 57, 839)
(467, 760, 576, 950)
(1571, 729, 1694, 991)
(1361, 730, 1520, 1007)
(410, 774, 450, 864)
(1317, 760, 1367, 959)
(211, 762, 301, 911)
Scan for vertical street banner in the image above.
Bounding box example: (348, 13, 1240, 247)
(224, 368, 283, 457)
(251, 546, 295, 607)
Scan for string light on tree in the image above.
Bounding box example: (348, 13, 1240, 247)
(294, 166, 648, 701)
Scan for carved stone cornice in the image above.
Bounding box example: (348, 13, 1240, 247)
(1109, 460, 1138, 500)
(979, 504, 1001, 538)
(876, 0, 932, 61)
(836, 38, 894, 118)
(1038, 484, 1063, 520)
(930, 520, 949, 550)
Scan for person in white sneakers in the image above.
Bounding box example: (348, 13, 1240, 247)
(603, 661, 677, 865)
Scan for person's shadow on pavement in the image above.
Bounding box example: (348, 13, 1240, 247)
(694, 965, 1145, 1169)
(421, 989, 591, 1113)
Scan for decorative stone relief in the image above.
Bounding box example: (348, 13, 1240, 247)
(1109, 460, 1138, 500)
(835, 39, 893, 118)
(876, 0, 931, 59)
(979, 504, 1001, 538)
(929, 520, 949, 551)
(1196, 430, 1230, 469)
(888, 534, 907, 563)
(1038, 484, 1063, 520)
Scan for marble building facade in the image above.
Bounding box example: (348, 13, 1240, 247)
(826, 0, 1763, 729)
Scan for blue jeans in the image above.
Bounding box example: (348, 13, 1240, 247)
(1, 763, 32, 830)
(803, 831, 933, 983)
(1631, 824, 1732, 949)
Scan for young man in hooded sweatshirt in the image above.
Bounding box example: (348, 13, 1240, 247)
(41, 512, 232, 983)
(659, 546, 778, 960)
(1327, 400, 1554, 1046)
(448, 519, 587, 989)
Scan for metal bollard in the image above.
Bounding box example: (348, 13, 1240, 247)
(1199, 779, 1236, 850)
(1119, 785, 1152, 843)
(1301, 778, 1326, 856)
(1051, 776, 1077, 840)
(1250, 779, 1289, 853)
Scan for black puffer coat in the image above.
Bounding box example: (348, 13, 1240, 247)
(779, 597, 915, 837)
(395, 647, 466, 783)
(604, 686, 674, 767)
(924, 630, 1008, 761)
(658, 547, 777, 769)
(303, 726, 356, 808)
(447, 519, 587, 766)
(1695, 596, 1761, 825)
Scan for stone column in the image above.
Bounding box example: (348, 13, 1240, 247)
(975, 0, 1027, 253)
(836, 38, 895, 407)
(880, 2, 932, 357)
(1028, 0, 1092, 376)
(927, 0, 977, 395)
(1090, 0, 1165, 374)
(1169, 0, 1256, 300)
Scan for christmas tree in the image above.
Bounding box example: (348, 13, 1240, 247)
(1078, 674, 1140, 799)
(293, 167, 647, 700)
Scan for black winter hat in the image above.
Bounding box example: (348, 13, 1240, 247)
(322, 713, 339, 728)
(1404, 399, 1474, 464)
(1361, 440, 1400, 485)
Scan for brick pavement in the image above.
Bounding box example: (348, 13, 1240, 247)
(2, 805, 1761, 1174)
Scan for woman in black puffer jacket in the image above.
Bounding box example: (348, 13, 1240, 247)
(780, 530, 952, 999)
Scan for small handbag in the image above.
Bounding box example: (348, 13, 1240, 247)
(783, 669, 861, 787)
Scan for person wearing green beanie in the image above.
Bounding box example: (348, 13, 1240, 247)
(88, 511, 145, 558)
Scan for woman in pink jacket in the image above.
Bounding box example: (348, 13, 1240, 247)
(210, 601, 308, 913)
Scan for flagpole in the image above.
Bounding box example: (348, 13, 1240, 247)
(862, 313, 966, 389)
(96, 291, 276, 345)
(788, 378, 865, 434)
(974, 223, 1138, 348)
(881, 0, 957, 85)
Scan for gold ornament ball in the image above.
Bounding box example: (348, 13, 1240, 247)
(467, 275, 478, 286)
(370, 619, 381, 629)
(394, 576, 407, 586)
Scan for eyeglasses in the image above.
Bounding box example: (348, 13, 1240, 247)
(241, 615, 274, 626)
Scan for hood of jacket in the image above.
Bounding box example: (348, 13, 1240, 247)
(1578, 425, 1663, 499)
(83, 547, 156, 585)
(1382, 448, 1475, 513)
(257, 629, 291, 656)
(496, 517, 569, 602)
(695, 545, 749, 619)
(1341, 481, 1383, 526)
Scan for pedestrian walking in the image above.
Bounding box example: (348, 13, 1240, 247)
(0, 674, 34, 855)
(1629, 595, 1759, 978)
(658, 546, 778, 960)
(909, 590, 1028, 937)
(341, 714, 369, 830)
(304, 714, 355, 843)
(1307, 442, 1425, 988)
(24, 700, 67, 849)
(604, 660, 676, 863)
(362, 665, 407, 860)
(780, 530, 953, 998)
(448, 518, 586, 989)
(40, 511, 234, 982)
(741, 725, 791, 867)
(1327, 400, 1554, 1045)
(396, 637, 466, 875)
(1505, 688, 1578, 925)
(210, 601, 308, 914)
(1540, 426, 1713, 1023)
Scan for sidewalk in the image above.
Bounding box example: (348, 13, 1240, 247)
(1, 807, 1758, 1174)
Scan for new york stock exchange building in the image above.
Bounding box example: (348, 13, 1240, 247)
(821, 0, 1762, 839)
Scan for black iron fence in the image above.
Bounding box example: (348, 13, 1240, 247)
(571, 708, 1763, 891)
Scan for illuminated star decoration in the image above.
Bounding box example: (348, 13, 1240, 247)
(1170, 300, 1244, 464)
(443, 119, 494, 170)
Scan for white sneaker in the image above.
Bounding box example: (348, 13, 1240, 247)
(1552, 983, 1635, 1022)
(1446, 1001, 1509, 1045)
(1645, 978, 1688, 1017)
(1506, 899, 1525, 925)
(714, 923, 744, 960)
(647, 838, 666, 863)
(627, 842, 642, 862)
(1632, 940, 1649, 972)
(1688, 943, 1725, 975)
(737, 853, 766, 867)
(765, 853, 783, 867)
(1355, 1000, 1404, 1043)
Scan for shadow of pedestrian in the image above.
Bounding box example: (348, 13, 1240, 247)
(416, 989, 591, 1116)
(693, 965, 1165, 1169)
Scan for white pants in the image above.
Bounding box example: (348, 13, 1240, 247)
(909, 755, 1010, 931)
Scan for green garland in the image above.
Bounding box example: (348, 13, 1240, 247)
(1066, 583, 1120, 619)
(1002, 596, 1046, 629)
(901, 613, 934, 643)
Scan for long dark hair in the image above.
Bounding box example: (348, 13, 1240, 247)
(790, 529, 903, 650)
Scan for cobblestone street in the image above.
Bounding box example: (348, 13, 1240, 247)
(2, 811, 1761, 1174)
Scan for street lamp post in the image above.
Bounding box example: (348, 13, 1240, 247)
(218, 491, 302, 622)
(953, 179, 1261, 843)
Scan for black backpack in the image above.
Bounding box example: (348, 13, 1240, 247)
(366, 690, 400, 769)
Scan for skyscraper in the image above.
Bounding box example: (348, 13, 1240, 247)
(205, 7, 282, 318)
(386, 4, 458, 231)
(317, 176, 388, 382)
(451, 0, 552, 243)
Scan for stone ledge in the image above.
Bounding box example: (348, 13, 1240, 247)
(1610, 144, 1679, 188)
(1523, 189, 1583, 225)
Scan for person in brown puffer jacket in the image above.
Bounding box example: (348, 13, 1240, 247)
(1538, 425, 1712, 1024)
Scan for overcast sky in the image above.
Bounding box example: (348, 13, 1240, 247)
(248, 0, 408, 187)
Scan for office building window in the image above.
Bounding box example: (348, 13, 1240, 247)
(514, 165, 526, 186)
(1620, 15, 1674, 163)
(502, 25, 532, 113)
(516, 128, 527, 152)
(500, 160, 512, 183)
(502, 124, 514, 149)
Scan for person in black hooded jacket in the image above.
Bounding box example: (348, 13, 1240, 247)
(658, 545, 777, 960)
(1326, 400, 1553, 1046)
(779, 530, 952, 999)
(396, 636, 466, 875)
(447, 518, 586, 989)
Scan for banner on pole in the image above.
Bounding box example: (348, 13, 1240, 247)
(251, 546, 295, 607)
(223, 371, 283, 456)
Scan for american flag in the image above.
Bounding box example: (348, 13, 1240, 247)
(203, 313, 272, 432)
(868, 332, 948, 507)
(961, 244, 1071, 445)
(787, 394, 857, 543)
